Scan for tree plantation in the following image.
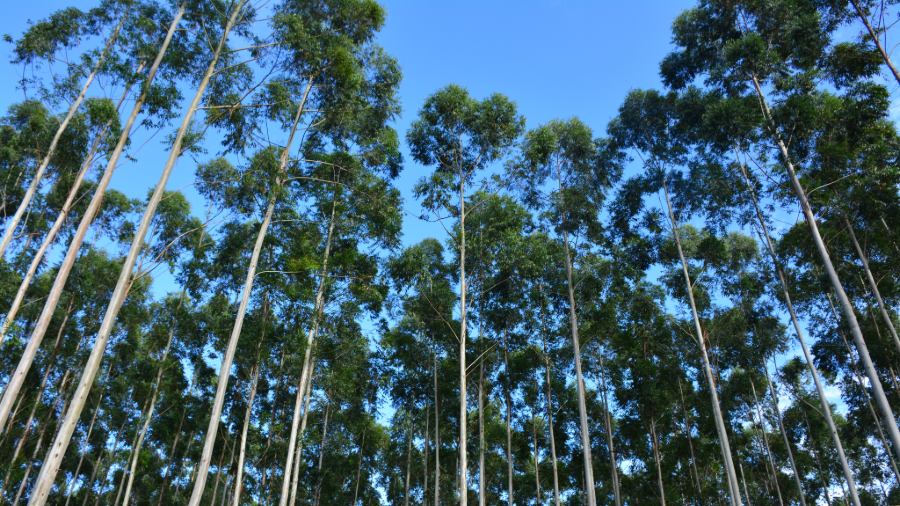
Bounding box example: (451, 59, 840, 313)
(1, 0, 899, 504)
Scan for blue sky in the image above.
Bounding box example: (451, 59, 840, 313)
(0, 0, 694, 249)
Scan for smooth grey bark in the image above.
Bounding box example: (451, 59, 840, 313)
(478, 348, 486, 506)
(824, 293, 900, 484)
(843, 215, 900, 355)
(404, 417, 414, 506)
(530, 377, 541, 505)
(848, 0, 900, 87)
(434, 337, 441, 506)
(0, 8, 127, 258)
(232, 350, 262, 506)
(539, 282, 561, 506)
(289, 355, 318, 506)
(733, 147, 859, 503)
(661, 181, 742, 506)
(749, 380, 784, 506)
(649, 415, 666, 506)
(599, 355, 621, 506)
(503, 327, 514, 506)
(0, 72, 137, 349)
(677, 377, 703, 499)
(64, 363, 112, 506)
(751, 73, 900, 468)
(458, 177, 470, 506)
(282, 185, 336, 506)
(311, 397, 331, 506)
(763, 365, 808, 506)
(0, 2, 185, 436)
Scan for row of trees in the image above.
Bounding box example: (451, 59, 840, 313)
(0, 0, 897, 505)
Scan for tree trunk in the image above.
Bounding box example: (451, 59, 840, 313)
(649, 415, 666, 506)
(458, 178, 469, 506)
(539, 282, 560, 506)
(661, 181, 742, 506)
(843, 215, 900, 355)
(424, 403, 430, 506)
(232, 356, 261, 506)
(283, 189, 337, 506)
(289, 355, 318, 506)
(848, 0, 900, 87)
(763, 365, 807, 506)
(736, 455, 750, 506)
(353, 424, 369, 506)
(478, 349, 485, 506)
(405, 416, 414, 506)
(434, 336, 441, 506)
(531, 377, 541, 506)
(749, 380, 783, 506)
(0, 2, 186, 439)
(750, 73, 900, 469)
(503, 327, 514, 506)
(1, 298, 73, 495)
(733, 145, 864, 502)
(824, 293, 900, 484)
(311, 397, 331, 506)
(64, 363, 112, 506)
(677, 377, 703, 499)
(0, 8, 127, 258)
(0, 72, 137, 348)
(598, 356, 621, 506)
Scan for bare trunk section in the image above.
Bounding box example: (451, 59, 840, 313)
(458, 178, 469, 506)
(677, 378, 703, 499)
(539, 282, 560, 506)
(232, 350, 262, 506)
(0, 8, 127, 258)
(404, 417, 414, 506)
(649, 415, 666, 506)
(749, 380, 784, 506)
(843, 216, 900, 355)
(661, 181, 742, 506)
(289, 354, 318, 506)
(478, 349, 485, 506)
(434, 336, 441, 506)
(530, 377, 541, 505)
(751, 73, 900, 470)
(0, 72, 137, 348)
(311, 397, 331, 506)
(0, 2, 186, 435)
(64, 363, 113, 506)
(734, 147, 851, 504)
(282, 186, 337, 506)
(763, 365, 808, 506)
(503, 327, 514, 506)
(598, 356, 621, 506)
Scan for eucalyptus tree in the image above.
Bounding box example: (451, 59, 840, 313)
(0, 0, 190, 431)
(506, 117, 621, 506)
(659, 0, 900, 468)
(0, 0, 129, 258)
(23, 2, 255, 502)
(608, 89, 744, 506)
(408, 84, 524, 506)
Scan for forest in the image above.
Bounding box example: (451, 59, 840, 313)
(0, 0, 898, 505)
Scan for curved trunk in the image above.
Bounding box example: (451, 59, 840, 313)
(0, 2, 185, 435)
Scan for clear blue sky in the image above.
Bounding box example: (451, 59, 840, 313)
(0, 0, 694, 248)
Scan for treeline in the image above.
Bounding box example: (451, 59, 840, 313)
(0, 0, 897, 505)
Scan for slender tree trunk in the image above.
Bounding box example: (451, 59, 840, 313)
(824, 293, 900, 484)
(209, 434, 230, 506)
(232, 356, 261, 506)
(677, 377, 702, 499)
(0, 72, 137, 349)
(661, 181, 742, 506)
(13, 425, 48, 506)
(289, 355, 318, 506)
(843, 216, 900, 354)
(311, 397, 331, 506)
(539, 282, 560, 506)
(425, 402, 430, 506)
(802, 407, 834, 506)
(0, 2, 186, 438)
(354, 424, 369, 506)
(478, 350, 486, 506)
(763, 365, 807, 506)
(434, 337, 441, 506)
(736, 455, 750, 506)
(64, 363, 112, 506)
(0, 8, 127, 258)
(531, 377, 541, 505)
(458, 178, 469, 506)
(750, 73, 900, 469)
(733, 146, 865, 502)
(405, 417, 414, 506)
(91, 416, 129, 506)
(503, 327, 514, 506)
(848, 0, 900, 87)
(649, 415, 667, 506)
(749, 380, 783, 506)
(599, 356, 622, 506)
(1, 298, 72, 495)
(283, 189, 336, 506)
